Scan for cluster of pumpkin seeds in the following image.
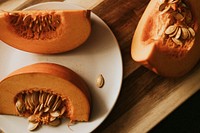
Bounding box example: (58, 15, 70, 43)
(159, 0, 196, 48)
(15, 90, 67, 131)
(8, 12, 61, 40)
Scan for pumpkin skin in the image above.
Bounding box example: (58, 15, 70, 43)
(131, 0, 200, 77)
(0, 10, 91, 54)
(0, 63, 91, 122)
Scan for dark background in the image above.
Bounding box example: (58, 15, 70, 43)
(149, 89, 200, 133)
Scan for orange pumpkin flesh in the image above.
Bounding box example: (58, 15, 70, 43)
(0, 10, 91, 54)
(0, 63, 91, 123)
(131, 0, 200, 77)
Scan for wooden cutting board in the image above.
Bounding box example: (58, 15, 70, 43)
(1, 0, 200, 132)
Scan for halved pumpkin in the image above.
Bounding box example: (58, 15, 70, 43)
(0, 63, 91, 130)
(131, 0, 200, 77)
(0, 10, 91, 54)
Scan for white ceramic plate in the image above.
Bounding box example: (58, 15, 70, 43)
(0, 2, 123, 133)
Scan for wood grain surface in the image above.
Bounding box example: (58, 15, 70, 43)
(0, 0, 200, 133)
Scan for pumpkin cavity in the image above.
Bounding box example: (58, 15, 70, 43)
(158, 0, 196, 52)
(14, 89, 70, 131)
(7, 12, 61, 40)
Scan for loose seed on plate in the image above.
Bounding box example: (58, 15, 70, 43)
(96, 74, 105, 88)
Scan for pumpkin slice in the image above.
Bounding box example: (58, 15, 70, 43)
(0, 63, 91, 130)
(131, 0, 200, 77)
(0, 10, 91, 54)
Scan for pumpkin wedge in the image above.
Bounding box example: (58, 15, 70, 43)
(0, 63, 91, 130)
(0, 10, 91, 54)
(131, 0, 200, 77)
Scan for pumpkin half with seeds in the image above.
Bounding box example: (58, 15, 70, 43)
(0, 10, 91, 54)
(0, 63, 91, 131)
(131, 0, 200, 77)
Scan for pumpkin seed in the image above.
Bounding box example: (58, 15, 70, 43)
(25, 93, 32, 110)
(52, 98, 62, 111)
(172, 37, 183, 45)
(49, 118, 61, 127)
(185, 11, 192, 24)
(39, 25, 43, 32)
(50, 116, 57, 122)
(39, 103, 44, 112)
(175, 27, 182, 39)
(29, 22, 33, 28)
(60, 106, 66, 116)
(44, 107, 50, 112)
(159, 3, 168, 11)
(188, 27, 195, 37)
(160, 5, 171, 14)
(28, 93, 35, 110)
(23, 15, 32, 25)
(51, 96, 60, 109)
(44, 94, 51, 107)
(33, 105, 40, 114)
(174, 13, 184, 21)
(159, 0, 165, 3)
(32, 91, 39, 107)
(50, 110, 60, 117)
(28, 122, 39, 131)
(181, 27, 189, 39)
(16, 99, 25, 113)
(9, 12, 19, 16)
(169, 27, 178, 37)
(41, 92, 47, 104)
(47, 94, 56, 107)
(96, 74, 105, 88)
(35, 16, 39, 24)
(28, 115, 37, 122)
(187, 29, 191, 39)
(165, 25, 177, 35)
(14, 15, 23, 25)
(181, 2, 187, 8)
(168, 0, 180, 4)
